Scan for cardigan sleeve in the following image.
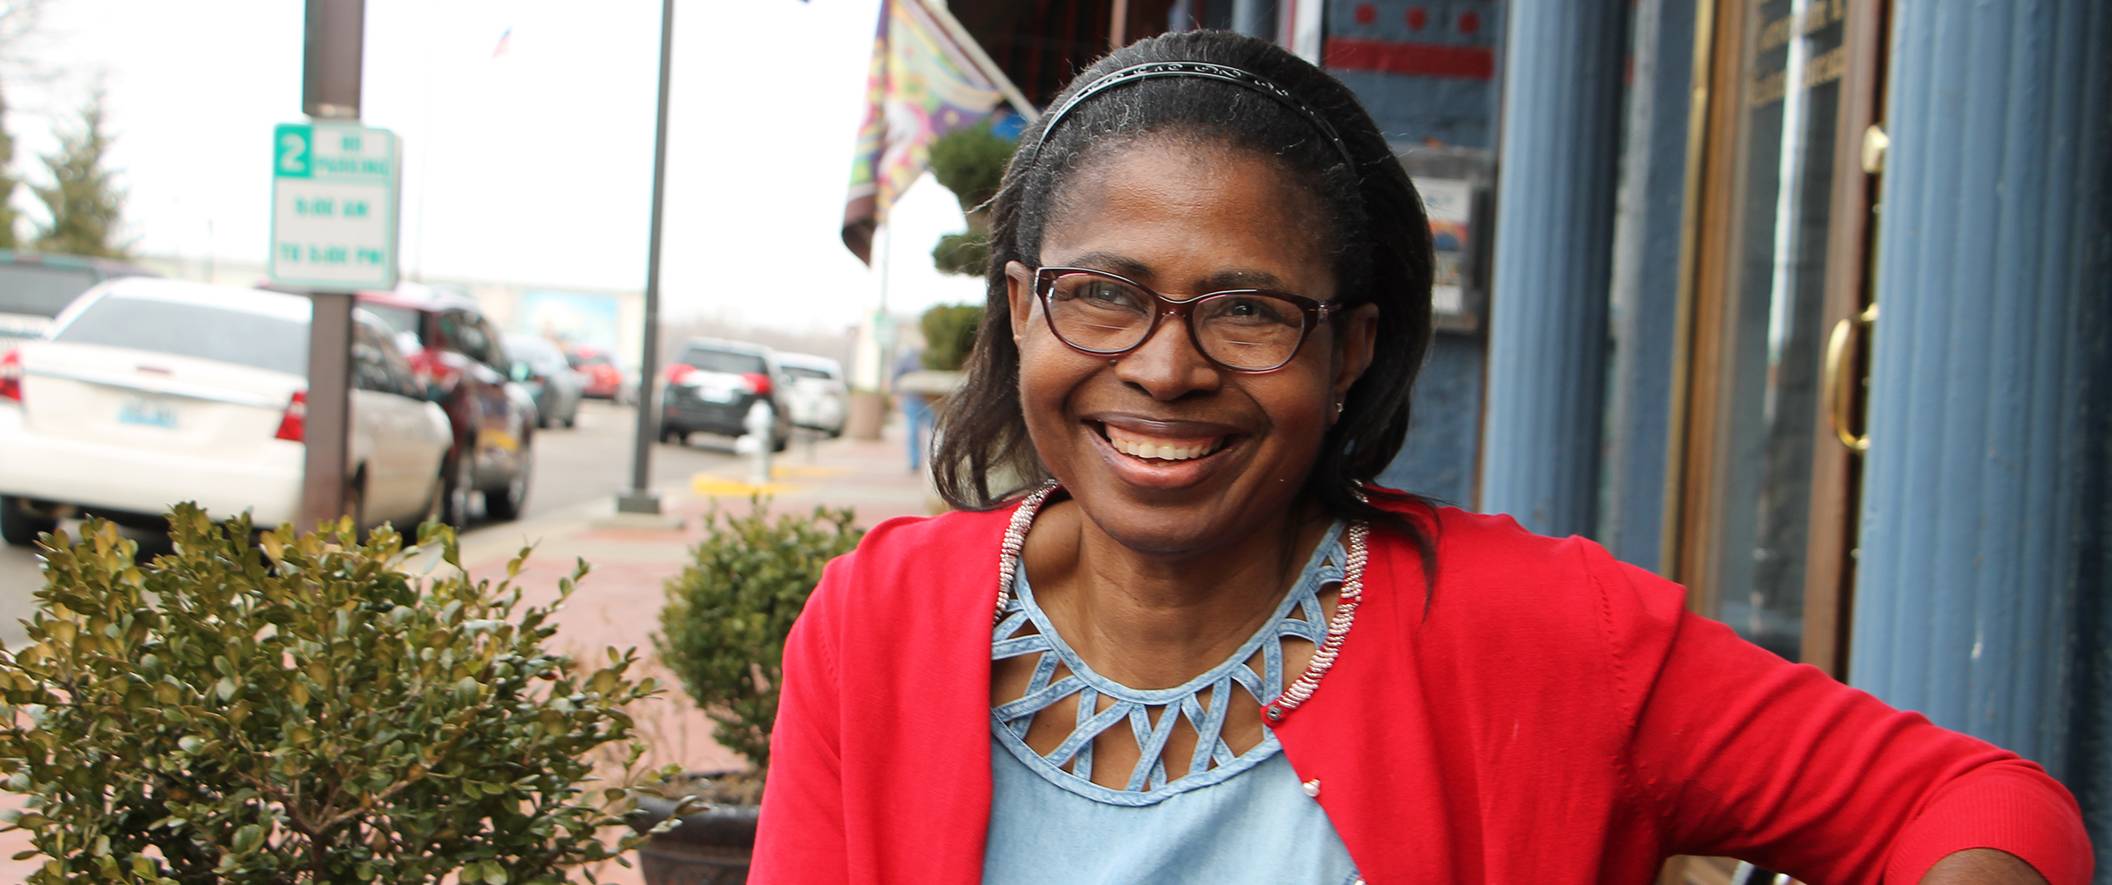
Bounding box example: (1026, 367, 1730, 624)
(750, 553, 852, 884)
(1586, 545, 2093, 884)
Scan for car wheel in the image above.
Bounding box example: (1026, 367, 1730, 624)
(443, 454, 477, 527)
(343, 472, 368, 534)
(0, 496, 56, 548)
(485, 445, 532, 521)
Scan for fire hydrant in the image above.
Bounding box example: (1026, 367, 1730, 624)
(743, 400, 774, 487)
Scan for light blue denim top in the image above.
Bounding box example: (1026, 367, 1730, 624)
(983, 522, 1360, 884)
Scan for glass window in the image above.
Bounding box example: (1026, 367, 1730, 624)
(675, 346, 767, 375)
(1702, 0, 1849, 661)
(55, 296, 309, 376)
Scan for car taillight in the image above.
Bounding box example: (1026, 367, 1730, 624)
(742, 372, 772, 396)
(0, 349, 21, 404)
(274, 390, 307, 442)
(666, 363, 696, 384)
(407, 347, 456, 394)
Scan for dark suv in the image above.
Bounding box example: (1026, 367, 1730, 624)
(659, 339, 792, 452)
(0, 251, 159, 341)
(357, 285, 538, 524)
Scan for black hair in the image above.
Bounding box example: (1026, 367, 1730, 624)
(931, 29, 1439, 565)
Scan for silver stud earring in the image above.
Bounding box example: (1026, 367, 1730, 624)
(1333, 401, 1345, 420)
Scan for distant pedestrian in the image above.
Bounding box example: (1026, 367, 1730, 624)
(893, 346, 931, 472)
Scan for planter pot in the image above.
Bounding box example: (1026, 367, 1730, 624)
(627, 787, 761, 885)
(845, 390, 887, 440)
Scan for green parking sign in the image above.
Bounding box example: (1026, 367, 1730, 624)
(268, 121, 398, 291)
(275, 123, 314, 179)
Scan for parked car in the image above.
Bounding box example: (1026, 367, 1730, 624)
(505, 334, 583, 429)
(659, 338, 792, 452)
(0, 279, 453, 545)
(0, 251, 159, 341)
(356, 284, 538, 524)
(566, 345, 631, 402)
(777, 352, 848, 437)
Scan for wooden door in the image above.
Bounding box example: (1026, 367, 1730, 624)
(1664, 0, 1890, 880)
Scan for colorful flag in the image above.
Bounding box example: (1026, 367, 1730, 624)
(841, 0, 1007, 264)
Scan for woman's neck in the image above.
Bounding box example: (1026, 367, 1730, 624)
(1023, 497, 1332, 690)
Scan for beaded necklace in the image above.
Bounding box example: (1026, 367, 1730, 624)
(992, 480, 1371, 722)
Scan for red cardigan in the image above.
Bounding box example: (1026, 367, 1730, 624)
(752, 502, 2091, 884)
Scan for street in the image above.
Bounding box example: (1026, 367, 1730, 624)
(0, 399, 754, 650)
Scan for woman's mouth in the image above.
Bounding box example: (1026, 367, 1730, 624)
(1099, 423, 1230, 462)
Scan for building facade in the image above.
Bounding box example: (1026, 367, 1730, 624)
(955, 0, 2112, 878)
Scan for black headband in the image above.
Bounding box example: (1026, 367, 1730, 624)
(1018, 61, 1357, 171)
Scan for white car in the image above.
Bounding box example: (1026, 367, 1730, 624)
(778, 352, 848, 437)
(0, 278, 454, 544)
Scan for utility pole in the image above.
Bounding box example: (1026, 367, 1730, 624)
(618, 0, 676, 515)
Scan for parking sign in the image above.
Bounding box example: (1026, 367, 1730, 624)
(269, 121, 399, 291)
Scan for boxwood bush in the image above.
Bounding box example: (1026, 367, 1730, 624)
(654, 503, 863, 775)
(0, 507, 672, 883)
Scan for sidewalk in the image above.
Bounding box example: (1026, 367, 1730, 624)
(0, 426, 936, 881)
(455, 425, 937, 774)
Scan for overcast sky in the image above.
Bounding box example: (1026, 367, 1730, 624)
(7, 0, 985, 332)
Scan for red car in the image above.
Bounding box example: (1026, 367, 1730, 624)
(566, 346, 630, 402)
(356, 286, 538, 525)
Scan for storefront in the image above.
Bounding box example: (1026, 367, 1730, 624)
(1471, 1, 2111, 879)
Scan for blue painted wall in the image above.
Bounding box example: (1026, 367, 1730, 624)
(1845, 0, 2112, 868)
(1598, 0, 1696, 571)
(1323, 0, 1505, 508)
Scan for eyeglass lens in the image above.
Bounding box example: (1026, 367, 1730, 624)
(1044, 272, 1308, 371)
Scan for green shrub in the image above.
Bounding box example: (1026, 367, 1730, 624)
(927, 124, 1013, 215)
(927, 125, 1014, 278)
(655, 502, 863, 773)
(930, 231, 989, 278)
(0, 507, 670, 883)
(920, 304, 984, 372)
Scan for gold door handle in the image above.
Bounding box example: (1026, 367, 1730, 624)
(1824, 303, 1879, 453)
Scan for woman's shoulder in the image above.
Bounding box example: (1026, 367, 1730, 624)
(1361, 495, 1690, 660)
(802, 506, 1014, 626)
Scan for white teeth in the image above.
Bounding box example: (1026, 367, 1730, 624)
(1102, 426, 1226, 461)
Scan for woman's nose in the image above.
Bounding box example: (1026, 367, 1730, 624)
(1110, 313, 1222, 401)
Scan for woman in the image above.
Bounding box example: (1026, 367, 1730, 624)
(753, 31, 2090, 884)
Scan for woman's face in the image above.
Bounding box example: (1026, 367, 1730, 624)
(1006, 137, 1378, 557)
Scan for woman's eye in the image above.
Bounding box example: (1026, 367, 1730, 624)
(1209, 296, 1290, 324)
(1084, 283, 1132, 304)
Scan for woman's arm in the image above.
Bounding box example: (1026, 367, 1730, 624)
(1923, 849, 2046, 883)
(749, 563, 850, 883)
(1588, 550, 2092, 884)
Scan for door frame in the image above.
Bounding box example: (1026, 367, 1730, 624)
(1672, 0, 1888, 675)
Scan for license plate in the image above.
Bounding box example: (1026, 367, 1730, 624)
(697, 387, 736, 404)
(117, 398, 179, 429)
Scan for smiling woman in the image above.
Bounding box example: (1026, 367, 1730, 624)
(748, 30, 2091, 885)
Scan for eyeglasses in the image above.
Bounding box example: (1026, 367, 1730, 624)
(1031, 266, 1340, 373)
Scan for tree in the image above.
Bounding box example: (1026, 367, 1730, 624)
(0, 82, 21, 250)
(33, 90, 126, 258)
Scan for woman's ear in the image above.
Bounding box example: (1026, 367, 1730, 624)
(1332, 303, 1381, 399)
(1005, 261, 1035, 342)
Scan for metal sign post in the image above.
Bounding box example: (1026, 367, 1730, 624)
(278, 0, 399, 531)
(619, 0, 677, 516)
